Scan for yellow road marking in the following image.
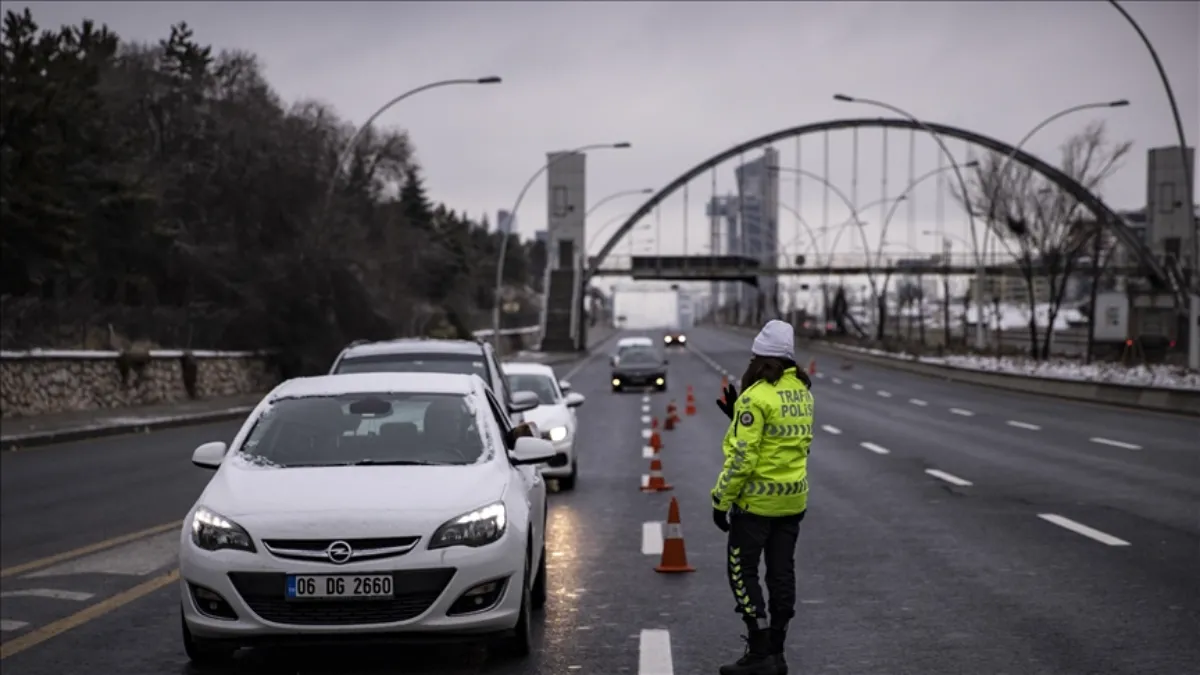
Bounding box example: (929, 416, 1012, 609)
(0, 568, 179, 660)
(0, 521, 181, 578)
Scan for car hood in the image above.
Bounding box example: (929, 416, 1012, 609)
(521, 404, 572, 432)
(614, 362, 663, 373)
(202, 458, 506, 519)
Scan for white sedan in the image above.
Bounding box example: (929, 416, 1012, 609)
(178, 372, 564, 665)
(501, 362, 586, 490)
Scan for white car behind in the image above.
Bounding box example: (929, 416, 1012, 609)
(178, 372, 565, 665)
(501, 362, 585, 490)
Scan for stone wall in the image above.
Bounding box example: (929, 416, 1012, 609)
(0, 349, 280, 418)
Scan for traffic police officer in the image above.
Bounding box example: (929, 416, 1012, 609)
(711, 319, 813, 675)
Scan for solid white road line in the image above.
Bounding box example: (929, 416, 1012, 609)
(641, 415, 652, 424)
(909, 398, 928, 406)
(851, 383, 864, 391)
(1006, 420, 1041, 431)
(949, 408, 975, 417)
(877, 390, 892, 398)
(821, 425, 842, 435)
(925, 469, 973, 487)
(642, 522, 664, 556)
(0, 619, 30, 632)
(641, 429, 653, 439)
(832, 378, 842, 384)
(1090, 437, 1142, 451)
(638, 628, 675, 675)
(1037, 514, 1131, 547)
(0, 589, 94, 601)
(861, 442, 890, 455)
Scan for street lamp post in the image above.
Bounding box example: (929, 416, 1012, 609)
(834, 93, 988, 351)
(322, 77, 501, 216)
(1107, 0, 1197, 369)
(492, 142, 632, 351)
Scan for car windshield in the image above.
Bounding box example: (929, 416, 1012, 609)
(506, 373, 559, 406)
(619, 348, 660, 366)
(238, 392, 485, 467)
(334, 352, 490, 386)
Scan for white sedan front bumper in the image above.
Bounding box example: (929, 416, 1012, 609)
(180, 526, 526, 643)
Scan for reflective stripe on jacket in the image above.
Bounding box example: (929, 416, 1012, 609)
(711, 367, 813, 516)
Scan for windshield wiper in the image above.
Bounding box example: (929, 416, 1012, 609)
(344, 459, 451, 466)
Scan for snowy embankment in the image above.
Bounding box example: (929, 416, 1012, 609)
(835, 345, 1200, 392)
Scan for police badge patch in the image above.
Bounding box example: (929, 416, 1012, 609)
(739, 411, 755, 426)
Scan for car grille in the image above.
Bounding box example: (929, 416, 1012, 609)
(261, 536, 421, 563)
(228, 568, 455, 626)
(615, 372, 661, 385)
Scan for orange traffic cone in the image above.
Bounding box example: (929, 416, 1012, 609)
(650, 429, 663, 451)
(641, 457, 673, 492)
(808, 358, 817, 375)
(651, 416, 659, 429)
(685, 396, 696, 417)
(654, 497, 695, 573)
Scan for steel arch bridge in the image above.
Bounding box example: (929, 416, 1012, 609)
(588, 117, 1185, 307)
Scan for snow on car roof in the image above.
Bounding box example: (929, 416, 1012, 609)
(501, 362, 556, 377)
(339, 338, 485, 359)
(268, 372, 482, 400)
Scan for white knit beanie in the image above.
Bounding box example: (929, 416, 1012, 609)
(751, 320, 795, 360)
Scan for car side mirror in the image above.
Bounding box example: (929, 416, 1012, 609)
(192, 441, 228, 469)
(564, 392, 586, 408)
(508, 390, 539, 414)
(558, 379, 571, 392)
(510, 436, 557, 466)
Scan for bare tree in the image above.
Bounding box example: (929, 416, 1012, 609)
(954, 122, 1131, 359)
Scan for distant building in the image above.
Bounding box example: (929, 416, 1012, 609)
(497, 209, 515, 235)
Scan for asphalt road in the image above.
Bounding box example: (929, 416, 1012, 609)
(1, 329, 1197, 674)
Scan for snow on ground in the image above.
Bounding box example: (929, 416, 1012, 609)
(837, 345, 1200, 391)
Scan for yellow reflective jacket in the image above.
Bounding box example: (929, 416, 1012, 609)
(711, 367, 813, 517)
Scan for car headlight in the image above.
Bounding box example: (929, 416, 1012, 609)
(190, 507, 256, 553)
(664, 336, 672, 343)
(429, 502, 507, 549)
(545, 426, 568, 442)
(678, 335, 687, 343)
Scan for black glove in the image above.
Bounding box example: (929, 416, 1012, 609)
(715, 383, 739, 419)
(712, 507, 730, 532)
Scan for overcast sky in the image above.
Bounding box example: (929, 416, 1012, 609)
(10, 1, 1199, 324)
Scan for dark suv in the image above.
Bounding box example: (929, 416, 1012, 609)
(329, 338, 536, 423)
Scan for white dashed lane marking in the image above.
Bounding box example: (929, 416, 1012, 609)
(821, 425, 842, 435)
(924, 469, 974, 487)
(638, 628, 675, 675)
(1090, 437, 1142, 451)
(832, 378, 843, 384)
(642, 446, 656, 458)
(641, 415, 652, 424)
(642, 395, 651, 403)
(1038, 514, 1131, 547)
(861, 442, 890, 455)
(851, 383, 864, 391)
(641, 522, 663, 556)
(1006, 420, 1041, 431)
(909, 398, 928, 406)
(0, 588, 94, 601)
(0, 619, 30, 632)
(641, 429, 653, 439)
(949, 408, 975, 417)
(877, 390, 892, 398)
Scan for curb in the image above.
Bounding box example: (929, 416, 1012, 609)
(0, 407, 255, 452)
(810, 343, 1200, 417)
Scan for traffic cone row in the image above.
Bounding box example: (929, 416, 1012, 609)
(637, 388, 695, 575)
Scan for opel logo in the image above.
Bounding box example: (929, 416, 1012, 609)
(325, 540, 353, 564)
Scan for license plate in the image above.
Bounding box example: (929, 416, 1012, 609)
(286, 574, 394, 600)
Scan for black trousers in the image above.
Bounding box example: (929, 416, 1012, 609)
(726, 507, 806, 629)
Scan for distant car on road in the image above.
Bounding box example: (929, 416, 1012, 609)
(328, 338, 536, 426)
(611, 346, 669, 393)
(610, 335, 655, 367)
(502, 362, 586, 490)
(662, 331, 687, 347)
(179, 372, 562, 665)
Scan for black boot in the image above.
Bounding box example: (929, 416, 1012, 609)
(769, 627, 788, 674)
(718, 628, 781, 675)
